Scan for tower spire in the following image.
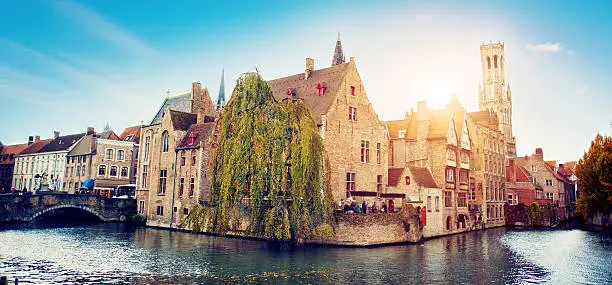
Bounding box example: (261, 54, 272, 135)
(332, 33, 344, 66)
(216, 69, 226, 111)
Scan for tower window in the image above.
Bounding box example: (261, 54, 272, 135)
(487, 56, 491, 69)
(494, 55, 498, 68)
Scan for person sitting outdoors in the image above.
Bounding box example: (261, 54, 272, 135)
(355, 201, 362, 213)
(381, 201, 387, 213)
(362, 200, 368, 214)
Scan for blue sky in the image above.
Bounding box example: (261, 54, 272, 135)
(0, 0, 610, 162)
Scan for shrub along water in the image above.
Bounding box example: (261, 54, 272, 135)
(182, 72, 334, 242)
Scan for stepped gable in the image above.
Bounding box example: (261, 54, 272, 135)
(267, 62, 351, 125)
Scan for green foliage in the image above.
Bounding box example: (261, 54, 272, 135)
(180, 204, 212, 233)
(207, 72, 333, 241)
(128, 214, 147, 225)
(576, 134, 612, 219)
(527, 202, 544, 226)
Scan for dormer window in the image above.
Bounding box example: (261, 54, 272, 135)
(398, 130, 406, 138)
(316, 82, 327, 96)
(189, 133, 197, 144)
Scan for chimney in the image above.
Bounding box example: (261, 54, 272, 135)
(305, 58, 314, 79)
(349, 56, 355, 63)
(35, 136, 40, 142)
(417, 101, 428, 121)
(86, 127, 95, 135)
(559, 164, 565, 175)
(53, 131, 60, 139)
(190, 82, 202, 114)
(535, 148, 543, 155)
(28, 136, 34, 145)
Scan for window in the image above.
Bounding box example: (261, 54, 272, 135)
(346, 172, 356, 193)
(377, 175, 383, 195)
(71, 156, 75, 163)
(446, 148, 456, 161)
(98, 165, 106, 176)
(183, 208, 189, 215)
(181, 157, 186, 166)
(435, 196, 440, 211)
(360, 140, 370, 163)
(444, 191, 453, 207)
(545, 179, 553, 186)
(179, 178, 184, 196)
(142, 165, 148, 188)
(350, 86, 356, 96)
(75, 182, 79, 190)
(348, 106, 357, 121)
(192, 156, 196, 166)
(76, 166, 81, 176)
(459, 170, 468, 185)
(460, 151, 469, 164)
(446, 168, 455, 183)
(162, 131, 169, 152)
(398, 130, 406, 138)
(189, 177, 195, 197)
(427, 196, 432, 212)
(110, 166, 118, 177)
(156, 206, 164, 216)
(70, 167, 74, 177)
(457, 192, 467, 207)
(531, 165, 537, 172)
(508, 194, 513, 205)
(117, 150, 125, 161)
(66, 167, 70, 176)
(376, 143, 381, 164)
(546, 193, 553, 199)
(105, 149, 114, 160)
(494, 55, 498, 68)
(144, 136, 150, 161)
(121, 167, 128, 177)
(139, 201, 145, 214)
(487, 56, 491, 69)
(159, 169, 167, 194)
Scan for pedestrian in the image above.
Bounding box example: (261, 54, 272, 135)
(381, 201, 387, 213)
(355, 201, 361, 213)
(362, 200, 368, 214)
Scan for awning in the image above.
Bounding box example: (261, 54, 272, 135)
(349, 191, 378, 197)
(381, 193, 406, 199)
(83, 179, 95, 190)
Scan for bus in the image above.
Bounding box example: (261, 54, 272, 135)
(113, 184, 136, 199)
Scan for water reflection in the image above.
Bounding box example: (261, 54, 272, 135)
(0, 219, 610, 284)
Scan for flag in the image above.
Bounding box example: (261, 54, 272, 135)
(421, 206, 427, 226)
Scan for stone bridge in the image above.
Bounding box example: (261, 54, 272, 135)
(0, 194, 136, 222)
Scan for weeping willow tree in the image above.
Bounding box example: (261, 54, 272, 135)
(198, 72, 333, 241)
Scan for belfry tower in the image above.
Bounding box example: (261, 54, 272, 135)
(478, 42, 516, 157)
(331, 32, 345, 66)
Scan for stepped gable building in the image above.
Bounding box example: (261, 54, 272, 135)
(64, 128, 137, 194)
(515, 148, 572, 220)
(119, 125, 142, 184)
(137, 82, 216, 228)
(466, 110, 507, 227)
(11, 137, 52, 192)
(386, 97, 473, 234)
(478, 42, 516, 158)
(505, 159, 549, 206)
(0, 140, 28, 192)
(13, 131, 86, 192)
(267, 36, 389, 202)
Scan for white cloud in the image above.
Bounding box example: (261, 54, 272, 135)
(526, 42, 564, 53)
(51, 0, 158, 57)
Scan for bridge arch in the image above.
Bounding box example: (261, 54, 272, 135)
(29, 204, 107, 222)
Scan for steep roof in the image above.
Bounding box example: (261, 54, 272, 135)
(408, 166, 439, 188)
(388, 168, 404, 187)
(267, 62, 351, 125)
(0, 143, 28, 165)
(119, 126, 141, 143)
(169, 110, 197, 131)
(564, 161, 577, 172)
(544, 163, 566, 182)
(67, 135, 94, 156)
(18, 139, 52, 156)
(506, 163, 531, 183)
(386, 119, 409, 140)
(150, 93, 191, 125)
(97, 131, 118, 140)
(176, 122, 216, 149)
(468, 111, 499, 131)
(39, 133, 85, 153)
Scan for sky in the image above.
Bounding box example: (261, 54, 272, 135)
(0, 0, 610, 163)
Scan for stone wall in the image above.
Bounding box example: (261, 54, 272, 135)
(504, 203, 556, 227)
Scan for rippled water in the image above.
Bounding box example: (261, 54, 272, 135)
(0, 219, 610, 284)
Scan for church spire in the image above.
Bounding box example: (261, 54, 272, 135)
(331, 32, 344, 66)
(216, 69, 226, 111)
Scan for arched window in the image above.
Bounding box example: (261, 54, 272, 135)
(162, 131, 169, 152)
(494, 55, 498, 68)
(144, 136, 151, 160)
(110, 166, 118, 177)
(121, 167, 128, 177)
(117, 150, 125, 161)
(105, 149, 114, 160)
(486, 56, 491, 69)
(98, 165, 106, 176)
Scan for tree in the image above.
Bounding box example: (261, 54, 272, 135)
(575, 134, 612, 220)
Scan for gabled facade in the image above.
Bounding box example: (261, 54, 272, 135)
(267, 46, 388, 203)
(10, 137, 51, 192)
(505, 159, 550, 206)
(1, 140, 29, 192)
(119, 125, 142, 184)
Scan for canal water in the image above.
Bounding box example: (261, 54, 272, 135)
(0, 218, 610, 284)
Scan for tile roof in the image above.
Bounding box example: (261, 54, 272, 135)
(387, 168, 404, 187)
(564, 161, 577, 171)
(169, 110, 197, 131)
(150, 93, 191, 125)
(408, 166, 439, 188)
(0, 143, 28, 165)
(18, 139, 52, 155)
(119, 126, 141, 143)
(545, 160, 557, 168)
(267, 62, 351, 125)
(176, 122, 216, 149)
(544, 163, 566, 182)
(39, 133, 86, 153)
(506, 163, 531, 183)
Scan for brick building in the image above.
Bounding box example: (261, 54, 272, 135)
(0, 140, 28, 192)
(505, 159, 550, 206)
(466, 110, 507, 227)
(137, 82, 216, 228)
(119, 125, 142, 184)
(386, 98, 472, 234)
(267, 37, 388, 203)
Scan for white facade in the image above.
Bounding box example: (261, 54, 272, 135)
(13, 151, 69, 191)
